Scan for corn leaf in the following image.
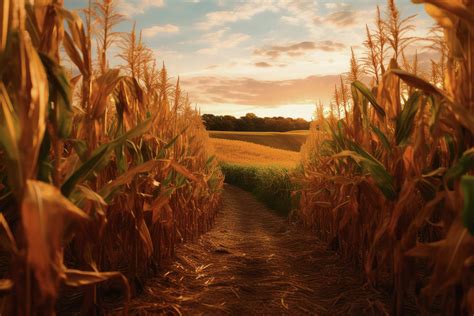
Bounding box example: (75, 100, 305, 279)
(99, 159, 160, 201)
(39, 53, 72, 111)
(90, 69, 122, 119)
(395, 91, 421, 145)
(352, 81, 386, 120)
(169, 161, 199, 183)
(413, 0, 474, 25)
(61, 119, 153, 196)
(71, 185, 107, 208)
(445, 148, 474, 183)
(63, 31, 85, 75)
(462, 176, 474, 235)
(0, 0, 9, 53)
(0, 213, 17, 253)
(370, 124, 392, 152)
(333, 150, 396, 200)
(63, 269, 128, 288)
(22, 180, 89, 298)
(61, 145, 110, 197)
(0, 83, 22, 193)
(391, 69, 474, 133)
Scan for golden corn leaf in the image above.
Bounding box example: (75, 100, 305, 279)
(0, 0, 9, 52)
(17, 30, 49, 181)
(21, 180, 89, 300)
(0, 213, 17, 254)
(99, 159, 160, 200)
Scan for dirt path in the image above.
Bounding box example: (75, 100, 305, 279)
(124, 185, 389, 315)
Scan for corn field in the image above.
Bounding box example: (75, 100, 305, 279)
(299, 0, 474, 314)
(0, 0, 223, 314)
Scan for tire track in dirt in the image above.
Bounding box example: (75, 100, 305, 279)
(123, 184, 389, 315)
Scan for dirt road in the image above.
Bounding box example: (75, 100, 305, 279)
(124, 185, 389, 315)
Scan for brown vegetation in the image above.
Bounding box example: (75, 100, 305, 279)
(298, 0, 474, 314)
(0, 0, 222, 314)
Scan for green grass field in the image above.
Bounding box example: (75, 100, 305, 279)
(221, 164, 297, 215)
(209, 130, 309, 152)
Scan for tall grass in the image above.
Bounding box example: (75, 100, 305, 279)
(298, 0, 474, 314)
(0, 0, 222, 314)
(222, 163, 296, 216)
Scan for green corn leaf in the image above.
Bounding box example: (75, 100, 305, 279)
(462, 176, 474, 235)
(324, 119, 345, 151)
(416, 178, 437, 201)
(37, 132, 52, 183)
(70, 139, 89, 162)
(333, 150, 396, 200)
(39, 53, 73, 139)
(445, 148, 474, 183)
(395, 91, 421, 145)
(391, 69, 474, 134)
(39, 53, 72, 111)
(61, 119, 153, 196)
(370, 124, 391, 152)
(352, 81, 386, 120)
(444, 135, 456, 165)
(109, 117, 153, 147)
(61, 145, 110, 197)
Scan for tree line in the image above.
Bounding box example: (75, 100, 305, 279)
(202, 113, 310, 132)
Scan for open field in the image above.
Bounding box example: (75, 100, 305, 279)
(210, 138, 300, 168)
(209, 130, 309, 152)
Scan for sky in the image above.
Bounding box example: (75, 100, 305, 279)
(66, 0, 434, 120)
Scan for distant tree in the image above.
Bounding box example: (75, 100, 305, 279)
(201, 113, 310, 132)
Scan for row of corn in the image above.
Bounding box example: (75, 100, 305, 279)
(298, 0, 474, 314)
(0, 0, 223, 314)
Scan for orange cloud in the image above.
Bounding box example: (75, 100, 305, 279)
(254, 62, 272, 68)
(181, 75, 341, 107)
(324, 10, 359, 27)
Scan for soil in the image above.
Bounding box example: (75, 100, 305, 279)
(115, 184, 390, 315)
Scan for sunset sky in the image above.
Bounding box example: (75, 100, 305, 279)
(67, 0, 433, 120)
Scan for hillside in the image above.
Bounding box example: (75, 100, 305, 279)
(210, 138, 299, 168)
(209, 130, 309, 152)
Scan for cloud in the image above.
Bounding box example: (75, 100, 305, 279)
(255, 62, 272, 68)
(254, 41, 345, 59)
(142, 24, 179, 37)
(324, 2, 349, 10)
(278, 1, 319, 30)
(324, 10, 359, 27)
(197, 28, 250, 54)
(118, 0, 164, 17)
(280, 15, 299, 25)
(181, 75, 341, 107)
(196, 1, 278, 30)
